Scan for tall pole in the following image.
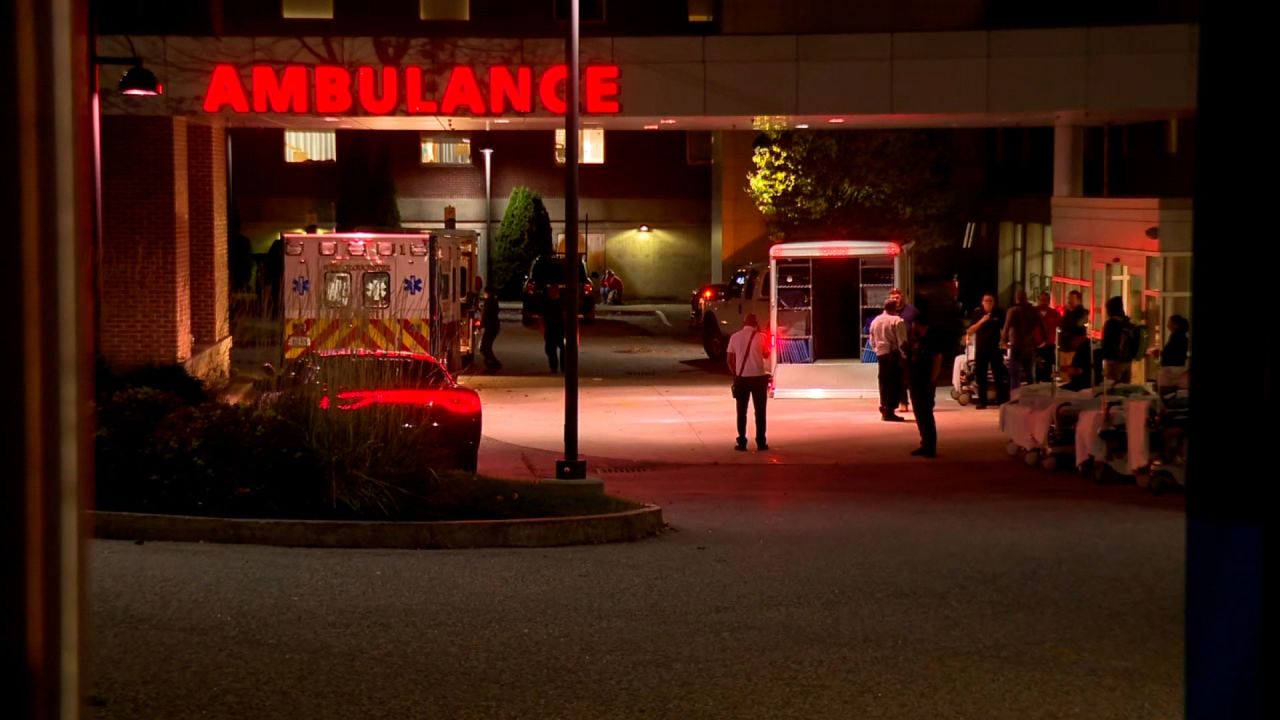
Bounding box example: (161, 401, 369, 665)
(557, 0, 586, 479)
(480, 147, 493, 286)
(8, 0, 93, 716)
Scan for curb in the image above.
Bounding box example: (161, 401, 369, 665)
(92, 505, 665, 549)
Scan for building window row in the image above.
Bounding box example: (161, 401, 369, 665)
(283, 128, 611, 166)
(283, 1, 713, 23)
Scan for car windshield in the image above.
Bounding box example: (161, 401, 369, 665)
(282, 355, 449, 392)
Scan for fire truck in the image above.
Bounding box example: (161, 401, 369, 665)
(280, 230, 481, 371)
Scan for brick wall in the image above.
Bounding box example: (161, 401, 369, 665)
(101, 116, 192, 369)
(188, 119, 230, 347)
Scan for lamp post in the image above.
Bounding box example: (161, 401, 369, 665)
(556, 0, 587, 481)
(480, 147, 493, 286)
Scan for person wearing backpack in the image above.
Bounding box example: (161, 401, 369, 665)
(1100, 296, 1138, 384)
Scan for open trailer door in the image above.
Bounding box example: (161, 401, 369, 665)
(769, 240, 910, 399)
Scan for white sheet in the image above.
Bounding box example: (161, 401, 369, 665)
(999, 386, 1095, 451)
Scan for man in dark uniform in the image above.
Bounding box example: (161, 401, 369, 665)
(908, 305, 944, 458)
(479, 286, 502, 372)
(966, 293, 1008, 408)
(543, 285, 565, 374)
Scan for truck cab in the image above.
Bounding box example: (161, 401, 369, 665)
(700, 262, 771, 359)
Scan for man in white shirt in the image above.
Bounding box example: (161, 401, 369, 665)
(726, 313, 771, 451)
(869, 299, 908, 422)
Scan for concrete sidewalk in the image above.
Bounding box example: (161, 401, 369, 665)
(470, 378, 991, 470)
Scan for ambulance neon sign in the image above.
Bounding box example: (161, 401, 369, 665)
(201, 63, 621, 115)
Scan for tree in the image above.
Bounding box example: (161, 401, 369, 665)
(492, 186, 553, 299)
(747, 120, 959, 263)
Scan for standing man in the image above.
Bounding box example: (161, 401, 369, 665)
(966, 293, 1008, 409)
(479, 285, 502, 372)
(1002, 289, 1045, 393)
(727, 313, 771, 451)
(869, 299, 908, 422)
(1100, 296, 1136, 385)
(890, 288, 918, 414)
(1059, 290, 1088, 358)
(907, 305, 943, 458)
(1034, 291, 1062, 383)
(542, 285, 565, 374)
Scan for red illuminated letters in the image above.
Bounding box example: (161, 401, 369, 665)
(440, 66, 487, 116)
(404, 67, 439, 114)
(584, 65, 621, 113)
(539, 65, 569, 115)
(357, 66, 398, 115)
(203, 64, 249, 113)
(201, 63, 622, 117)
(314, 66, 353, 114)
(489, 66, 534, 114)
(252, 65, 309, 113)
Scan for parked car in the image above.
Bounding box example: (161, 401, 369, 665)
(521, 253, 596, 326)
(262, 349, 482, 472)
(689, 282, 728, 327)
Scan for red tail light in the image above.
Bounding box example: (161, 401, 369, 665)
(319, 389, 481, 414)
(524, 281, 536, 294)
(704, 290, 713, 298)
(583, 282, 593, 294)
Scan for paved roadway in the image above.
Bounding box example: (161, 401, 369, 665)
(90, 312, 1184, 719)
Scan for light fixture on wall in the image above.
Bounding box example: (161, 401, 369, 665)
(638, 224, 651, 233)
(95, 55, 163, 96)
(117, 63, 163, 95)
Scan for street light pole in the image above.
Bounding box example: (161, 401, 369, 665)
(480, 147, 493, 286)
(556, 0, 587, 480)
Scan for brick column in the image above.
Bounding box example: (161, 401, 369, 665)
(100, 116, 191, 370)
(186, 119, 231, 378)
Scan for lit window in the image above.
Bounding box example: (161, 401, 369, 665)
(555, 128, 605, 165)
(688, 0, 714, 22)
(420, 135, 473, 165)
(282, 0, 334, 19)
(421, 0, 469, 20)
(285, 130, 336, 163)
(325, 272, 351, 308)
(363, 272, 391, 308)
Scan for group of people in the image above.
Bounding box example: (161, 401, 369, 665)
(725, 284, 1191, 459)
(966, 288, 1190, 403)
(867, 288, 944, 457)
(728, 288, 944, 459)
(473, 269, 630, 376)
(477, 281, 569, 375)
(591, 270, 624, 306)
